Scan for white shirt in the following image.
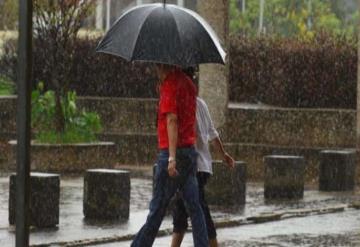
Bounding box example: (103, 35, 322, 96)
(195, 97, 219, 175)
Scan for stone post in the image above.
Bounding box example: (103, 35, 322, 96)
(319, 150, 356, 191)
(264, 155, 305, 200)
(9, 173, 60, 228)
(205, 161, 247, 206)
(197, 0, 229, 128)
(83, 169, 130, 220)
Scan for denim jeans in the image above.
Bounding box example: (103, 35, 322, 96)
(173, 172, 217, 239)
(131, 147, 208, 247)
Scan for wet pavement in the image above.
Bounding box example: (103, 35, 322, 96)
(110, 209, 360, 247)
(1, 174, 360, 247)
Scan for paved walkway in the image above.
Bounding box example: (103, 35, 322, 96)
(1, 175, 360, 247)
(109, 209, 360, 247)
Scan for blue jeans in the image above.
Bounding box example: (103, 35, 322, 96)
(173, 172, 217, 239)
(131, 147, 209, 247)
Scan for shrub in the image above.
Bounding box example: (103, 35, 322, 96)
(1, 33, 356, 108)
(0, 37, 158, 98)
(0, 38, 17, 83)
(0, 75, 15, 95)
(32, 0, 97, 133)
(230, 33, 357, 108)
(31, 83, 102, 144)
(68, 38, 157, 98)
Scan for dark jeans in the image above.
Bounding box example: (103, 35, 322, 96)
(173, 172, 217, 239)
(131, 147, 208, 247)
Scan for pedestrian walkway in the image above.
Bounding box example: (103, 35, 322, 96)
(1, 175, 360, 247)
(107, 209, 360, 247)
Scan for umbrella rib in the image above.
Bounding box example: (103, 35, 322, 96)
(171, 5, 226, 63)
(168, 8, 185, 64)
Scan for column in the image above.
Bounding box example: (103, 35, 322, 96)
(177, 0, 184, 7)
(197, 0, 229, 128)
(95, 0, 104, 30)
(106, 0, 111, 30)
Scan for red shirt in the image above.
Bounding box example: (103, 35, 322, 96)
(157, 69, 197, 149)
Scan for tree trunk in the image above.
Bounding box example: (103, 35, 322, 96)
(54, 92, 65, 133)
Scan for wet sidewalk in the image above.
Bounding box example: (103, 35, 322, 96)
(111, 209, 360, 247)
(1, 174, 360, 247)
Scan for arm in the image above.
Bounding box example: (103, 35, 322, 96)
(211, 137, 235, 169)
(199, 98, 235, 169)
(167, 113, 178, 177)
(159, 79, 178, 177)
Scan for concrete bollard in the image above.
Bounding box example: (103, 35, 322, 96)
(83, 169, 130, 220)
(264, 155, 305, 200)
(205, 161, 247, 206)
(9, 172, 60, 228)
(319, 150, 356, 191)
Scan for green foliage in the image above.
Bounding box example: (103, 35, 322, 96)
(32, 0, 97, 133)
(229, 33, 357, 108)
(31, 82, 102, 144)
(0, 75, 15, 95)
(1, 37, 158, 98)
(230, 0, 358, 38)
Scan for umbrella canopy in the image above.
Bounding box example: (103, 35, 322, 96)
(96, 3, 226, 67)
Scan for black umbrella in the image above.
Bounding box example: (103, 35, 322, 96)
(96, 1, 226, 67)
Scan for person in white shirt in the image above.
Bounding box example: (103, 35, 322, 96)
(171, 67, 235, 247)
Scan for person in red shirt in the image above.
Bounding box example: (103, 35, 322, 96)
(131, 64, 208, 247)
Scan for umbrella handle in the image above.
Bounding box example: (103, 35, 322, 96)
(163, 0, 166, 7)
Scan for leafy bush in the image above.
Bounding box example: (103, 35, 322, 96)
(230, 0, 359, 38)
(1, 33, 357, 108)
(32, 0, 96, 133)
(31, 83, 102, 144)
(0, 37, 158, 98)
(230, 33, 357, 108)
(0, 37, 16, 83)
(0, 75, 15, 95)
(68, 38, 157, 97)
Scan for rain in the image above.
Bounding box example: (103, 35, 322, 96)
(0, 0, 360, 246)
